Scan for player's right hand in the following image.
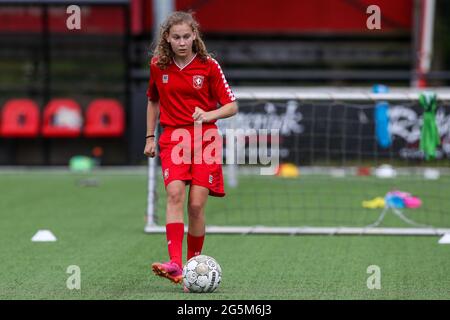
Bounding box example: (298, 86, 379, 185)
(144, 139, 156, 158)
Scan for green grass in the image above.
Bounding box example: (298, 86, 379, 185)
(0, 171, 449, 299)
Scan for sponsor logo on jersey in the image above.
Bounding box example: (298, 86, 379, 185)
(162, 74, 169, 83)
(193, 75, 204, 89)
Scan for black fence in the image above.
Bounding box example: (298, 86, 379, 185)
(0, 0, 131, 165)
(216, 99, 450, 167)
(1, 0, 450, 166)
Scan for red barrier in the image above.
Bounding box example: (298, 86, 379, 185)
(41, 99, 83, 138)
(0, 98, 125, 138)
(84, 99, 125, 137)
(0, 99, 40, 137)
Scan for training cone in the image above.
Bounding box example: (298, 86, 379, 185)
(276, 163, 300, 178)
(31, 230, 57, 242)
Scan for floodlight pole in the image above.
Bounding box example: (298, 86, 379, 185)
(153, 0, 175, 36)
(146, 0, 174, 228)
(412, 0, 436, 88)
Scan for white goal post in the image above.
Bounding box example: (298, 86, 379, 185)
(145, 87, 450, 236)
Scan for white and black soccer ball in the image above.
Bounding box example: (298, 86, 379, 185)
(182, 255, 222, 293)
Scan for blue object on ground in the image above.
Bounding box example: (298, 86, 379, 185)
(385, 194, 405, 209)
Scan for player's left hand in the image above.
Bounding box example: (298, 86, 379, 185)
(192, 107, 212, 123)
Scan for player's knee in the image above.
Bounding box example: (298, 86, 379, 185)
(167, 188, 184, 206)
(188, 202, 204, 218)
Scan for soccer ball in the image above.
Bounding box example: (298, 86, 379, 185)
(183, 255, 222, 293)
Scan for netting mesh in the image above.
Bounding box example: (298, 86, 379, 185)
(149, 91, 450, 231)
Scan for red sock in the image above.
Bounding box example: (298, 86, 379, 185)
(166, 223, 184, 268)
(187, 233, 205, 261)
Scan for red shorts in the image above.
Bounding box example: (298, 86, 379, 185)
(158, 123, 225, 197)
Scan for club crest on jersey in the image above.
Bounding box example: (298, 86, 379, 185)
(193, 75, 204, 89)
(162, 74, 169, 83)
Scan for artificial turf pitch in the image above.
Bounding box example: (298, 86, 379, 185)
(0, 171, 449, 299)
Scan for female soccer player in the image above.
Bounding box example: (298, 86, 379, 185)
(143, 11, 238, 287)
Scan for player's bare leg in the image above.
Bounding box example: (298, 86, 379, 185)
(184, 185, 209, 292)
(166, 180, 186, 224)
(187, 185, 209, 237)
(152, 180, 186, 284)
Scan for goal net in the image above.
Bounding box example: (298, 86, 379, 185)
(145, 87, 450, 236)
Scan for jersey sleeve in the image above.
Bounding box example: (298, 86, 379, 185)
(146, 60, 159, 102)
(209, 58, 236, 106)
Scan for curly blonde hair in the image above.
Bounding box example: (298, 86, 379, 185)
(153, 11, 210, 70)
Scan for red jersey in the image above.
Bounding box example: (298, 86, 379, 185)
(146, 54, 236, 127)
